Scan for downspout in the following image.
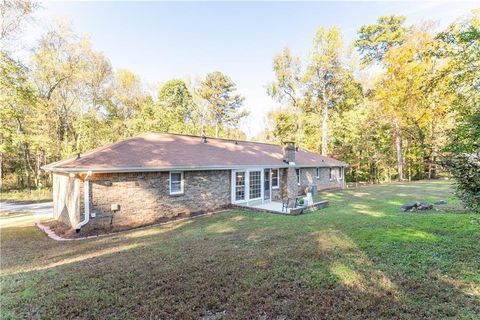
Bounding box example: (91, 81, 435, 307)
(76, 170, 92, 233)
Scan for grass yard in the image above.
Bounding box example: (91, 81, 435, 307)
(0, 189, 52, 203)
(1, 180, 479, 319)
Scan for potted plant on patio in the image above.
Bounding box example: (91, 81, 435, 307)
(298, 198, 306, 207)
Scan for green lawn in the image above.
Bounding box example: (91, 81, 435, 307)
(0, 189, 52, 203)
(1, 180, 479, 319)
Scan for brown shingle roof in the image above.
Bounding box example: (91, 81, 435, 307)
(43, 132, 347, 172)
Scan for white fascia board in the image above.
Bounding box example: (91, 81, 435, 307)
(44, 164, 290, 174)
(44, 163, 348, 174)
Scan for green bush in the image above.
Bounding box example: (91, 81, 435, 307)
(443, 153, 480, 214)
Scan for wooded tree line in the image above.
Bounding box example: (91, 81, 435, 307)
(1, 1, 248, 190)
(1, 1, 479, 213)
(264, 12, 479, 189)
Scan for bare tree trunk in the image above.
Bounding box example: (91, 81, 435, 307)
(321, 103, 328, 156)
(43, 150, 48, 187)
(35, 153, 41, 188)
(406, 138, 412, 181)
(16, 118, 35, 191)
(0, 132, 3, 190)
(17, 174, 22, 189)
(428, 117, 437, 179)
(395, 122, 404, 181)
(26, 171, 31, 192)
(0, 150, 3, 191)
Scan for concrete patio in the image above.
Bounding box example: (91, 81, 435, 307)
(248, 201, 290, 214)
(234, 199, 329, 215)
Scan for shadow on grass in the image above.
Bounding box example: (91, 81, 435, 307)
(1, 181, 479, 318)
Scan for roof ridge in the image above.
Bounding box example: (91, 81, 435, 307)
(143, 131, 282, 147)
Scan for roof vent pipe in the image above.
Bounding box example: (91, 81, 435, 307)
(76, 170, 92, 233)
(201, 135, 207, 143)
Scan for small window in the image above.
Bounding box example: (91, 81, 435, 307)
(271, 169, 279, 189)
(296, 168, 300, 185)
(329, 168, 332, 180)
(316, 167, 320, 179)
(169, 171, 184, 195)
(339, 167, 343, 179)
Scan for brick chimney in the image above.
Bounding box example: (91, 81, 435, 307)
(283, 142, 296, 165)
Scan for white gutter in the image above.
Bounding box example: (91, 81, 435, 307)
(42, 163, 348, 174)
(76, 170, 92, 232)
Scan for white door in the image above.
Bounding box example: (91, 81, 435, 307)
(231, 169, 264, 204)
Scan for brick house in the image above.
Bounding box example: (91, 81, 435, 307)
(43, 132, 347, 232)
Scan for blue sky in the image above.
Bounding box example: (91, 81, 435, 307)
(33, 1, 479, 137)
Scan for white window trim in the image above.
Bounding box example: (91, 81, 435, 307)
(296, 168, 300, 186)
(329, 168, 333, 181)
(339, 167, 343, 180)
(271, 168, 279, 189)
(169, 171, 184, 195)
(316, 167, 320, 179)
(233, 170, 246, 202)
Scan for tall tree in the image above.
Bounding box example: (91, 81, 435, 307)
(31, 23, 114, 158)
(0, 0, 38, 190)
(106, 69, 149, 139)
(267, 27, 361, 156)
(304, 26, 354, 155)
(267, 47, 303, 143)
(0, 0, 36, 50)
(136, 79, 196, 134)
(0, 52, 37, 190)
(355, 15, 408, 66)
(267, 109, 298, 143)
(438, 11, 480, 213)
(197, 71, 246, 138)
(355, 15, 409, 180)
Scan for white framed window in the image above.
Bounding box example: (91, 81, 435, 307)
(235, 171, 246, 201)
(339, 167, 343, 179)
(249, 170, 262, 200)
(169, 171, 184, 195)
(296, 168, 300, 185)
(316, 167, 320, 179)
(271, 169, 279, 189)
(329, 168, 333, 181)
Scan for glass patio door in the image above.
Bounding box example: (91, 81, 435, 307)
(264, 169, 270, 200)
